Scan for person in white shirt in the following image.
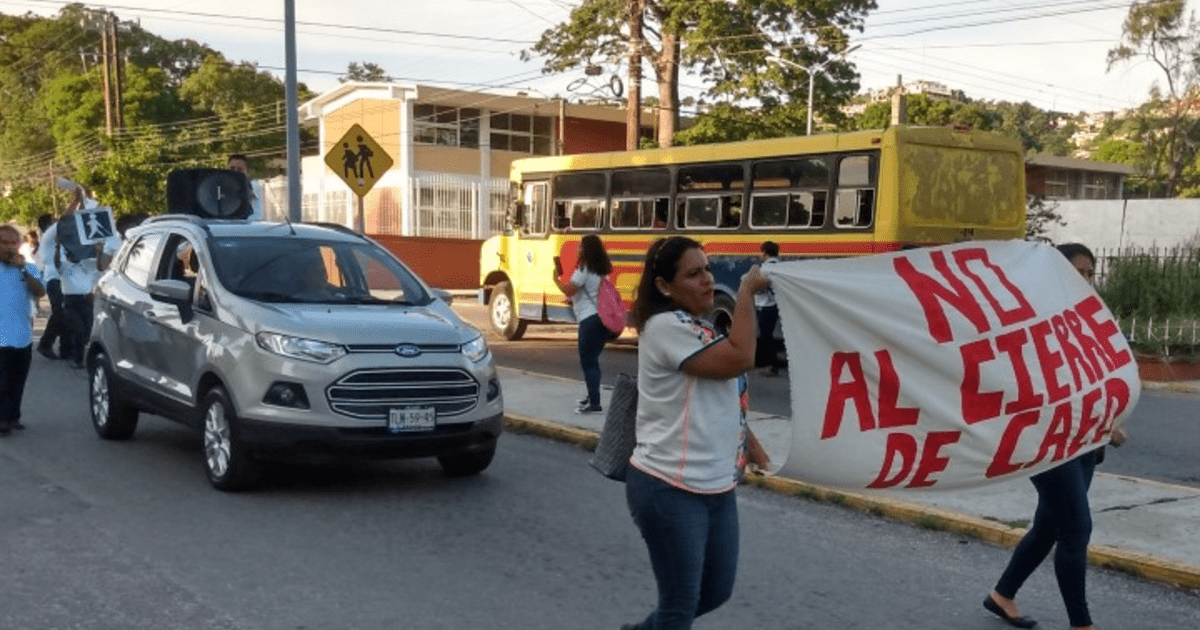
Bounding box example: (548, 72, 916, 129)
(753, 240, 784, 376)
(619, 236, 770, 630)
(551, 234, 614, 414)
(56, 190, 120, 369)
(34, 213, 65, 360)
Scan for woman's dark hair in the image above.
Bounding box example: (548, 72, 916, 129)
(631, 236, 702, 331)
(1056, 242, 1095, 265)
(578, 234, 612, 276)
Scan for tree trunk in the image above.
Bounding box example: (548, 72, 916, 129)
(654, 33, 680, 147)
(626, 0, 643, 151)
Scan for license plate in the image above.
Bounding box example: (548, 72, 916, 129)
(388, 407, 436, 433)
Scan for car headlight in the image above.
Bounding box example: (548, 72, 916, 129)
(256, 332, 347, 364)
(462, 334, 489, 363)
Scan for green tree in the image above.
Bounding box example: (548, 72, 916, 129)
(1025, 195, 1064, 243)
(530, 0, 875, 147)
(1092, 138, 1156, 197)
(340, 62, 391, 83)
(1107, 0, 1200, 196)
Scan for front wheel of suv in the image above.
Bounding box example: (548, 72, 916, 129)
(89, 351, 139, 440)
(201, 386, 259, 492)
(438, 444, 496, 477)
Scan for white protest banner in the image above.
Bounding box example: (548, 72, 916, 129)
(763, 240, 1140, 491)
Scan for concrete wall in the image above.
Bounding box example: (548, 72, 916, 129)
(1042, 199, 1200, 251)
(371, 234, 483, 290)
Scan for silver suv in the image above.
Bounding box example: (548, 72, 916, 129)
(87, 215, 503, 490)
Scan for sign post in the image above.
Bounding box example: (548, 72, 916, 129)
(324, 123, 394, 233)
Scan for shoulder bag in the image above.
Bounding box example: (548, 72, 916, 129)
(589, 372, 638, 481)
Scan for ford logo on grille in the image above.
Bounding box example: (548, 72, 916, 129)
(395, 344, 421, 357)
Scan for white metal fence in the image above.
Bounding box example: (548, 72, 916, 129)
(261, 174, 508, 240)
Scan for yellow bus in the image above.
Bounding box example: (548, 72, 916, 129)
(479, 124, 1026, 340)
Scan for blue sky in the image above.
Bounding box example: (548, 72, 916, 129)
(0, 0, 1186, 114)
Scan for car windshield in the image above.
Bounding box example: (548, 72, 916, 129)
(207, 236, 431, 305)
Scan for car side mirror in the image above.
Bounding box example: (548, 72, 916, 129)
(148, 278, 195, 323)
(431, 288, 454, 305)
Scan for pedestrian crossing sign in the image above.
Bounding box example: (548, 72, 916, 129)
(324, 124, 394, 197)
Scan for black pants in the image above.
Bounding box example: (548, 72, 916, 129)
(755, 305, 783, 369)
(0, 344, 33, 428)
(61, 293, 94, 364)
(37, 278, 64, 354)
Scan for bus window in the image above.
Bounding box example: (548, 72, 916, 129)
(751, 158, 829, 229)
(751, 192, 823, 228)
(834, 155, 877, 228)
(523, 182, 549, 234)
(552, 171, 606, 232)
(612, 198, 665, 229)
(612, 168, 671, 230)
(680, 194, 741, 229)
(678, 162, 744, 230)
(569, 199, 604, 230)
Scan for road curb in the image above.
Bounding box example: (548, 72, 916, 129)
(502, 413, 1200, 592)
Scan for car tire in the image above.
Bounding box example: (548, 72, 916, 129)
(488, 280, 527, 341)
(438, 444, 496, 477)
(201, 386, 259, 492)
(89, 351, 139, 440)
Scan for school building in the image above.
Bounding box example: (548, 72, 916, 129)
(272, 82, 651, 288)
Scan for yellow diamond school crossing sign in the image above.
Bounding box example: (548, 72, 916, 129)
(324, 124, 394, 197)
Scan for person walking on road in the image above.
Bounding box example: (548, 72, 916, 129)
(754, 240, 784, 376)
(619, 236, 771, 630)
(983, 242, 1127, 630)
(0, 224, 46, 435)
(34, 213, 64, 360)
(552, 234, 613, 414)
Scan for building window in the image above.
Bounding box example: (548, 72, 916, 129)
(490, 113, 554, 155)
(414, 105, 481, 148)
(1044, 168, 1070, 199)
(414, 105, 553, 154)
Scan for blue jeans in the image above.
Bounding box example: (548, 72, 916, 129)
(995, 450, 1100, 627)
(625, 467, 739, 630)
(577, 314, 609, 406)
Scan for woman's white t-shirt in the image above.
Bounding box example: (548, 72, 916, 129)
(630, 310, 746, 493)
(569, 266, 601, 321)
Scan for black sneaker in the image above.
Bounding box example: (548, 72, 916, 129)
(70, 359, 85, 370)
(575, 403, 603, 414)
(37, 346, 57, 360)
(11, 421, 24, 430)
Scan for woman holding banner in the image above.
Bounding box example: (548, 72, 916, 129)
(984, 242, 1126, 630)
(619, 236, 770, 630)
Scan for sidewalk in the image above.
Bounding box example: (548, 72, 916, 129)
(497, 366, 1200, 592)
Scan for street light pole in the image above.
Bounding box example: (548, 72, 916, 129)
(807, 67, 817, 136)
(769, 45, 859, 136)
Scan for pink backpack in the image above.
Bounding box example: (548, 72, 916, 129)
(596, 276, 628, 334)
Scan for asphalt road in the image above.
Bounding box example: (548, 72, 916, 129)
(2, 356, 1199, 629)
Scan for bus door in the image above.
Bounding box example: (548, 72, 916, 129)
(517, 181, 550, 322)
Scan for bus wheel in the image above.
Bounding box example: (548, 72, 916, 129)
(710, 293, 735, 335)
(489, 280, 527, 340)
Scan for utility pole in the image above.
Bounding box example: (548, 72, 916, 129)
(625, 0, 643, 151)
(99, 16, 112, 136)
(90, 12, 123, 136)
(890, 75, 907, 126)
(109, 16, 124, 131)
